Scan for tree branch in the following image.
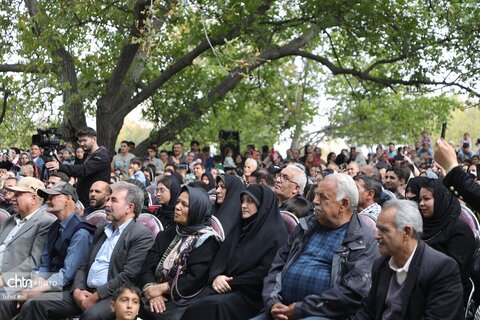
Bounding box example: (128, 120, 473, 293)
(24, 0, 87, 141)
(135, 24, 320, 154)
(0, 89, 10, 126)
(119, 0, 275, 118)
(294, 50, 480, 98)
(0, 63, 56, 74)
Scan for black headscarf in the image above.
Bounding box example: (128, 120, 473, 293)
(213, 174, 245, 236)
(420, 178, 461, 240)
(201, 172, 216, 192)
(405, 176, 429, 203)
(155, 176, 181, 229)
(171, 172, 184, 185)
(178, 185, 212, 235)
(208, 184, 288, 290)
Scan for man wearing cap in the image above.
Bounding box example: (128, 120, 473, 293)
(0, 177, 55, 318)
(45, 126, 111, 208)
(20, 181, 151, 320)
(12, 182, 96, 319)
(274, 164, 314, 217)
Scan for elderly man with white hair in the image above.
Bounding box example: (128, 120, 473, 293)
(255, 173, 380, 320)
(274, 164, 314, 217)
(242, 158, 258, 185)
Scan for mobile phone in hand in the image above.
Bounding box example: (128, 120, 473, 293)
(441, 122, 447, 139)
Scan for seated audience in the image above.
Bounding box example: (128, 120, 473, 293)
(153, 176, 181, 230)
(137, 186, 222, 320)
(20, 181, 152, 320)
(212, 175, 245, 237)
(182, 184, 288, 320)
(255, 174, 379, 319)
(352, 200, 464, 319)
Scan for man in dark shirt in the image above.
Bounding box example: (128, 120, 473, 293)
(45, 127, 110, 207)
(83, 181, 112, 216)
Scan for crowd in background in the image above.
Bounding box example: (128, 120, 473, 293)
(0, 127, 478, 320)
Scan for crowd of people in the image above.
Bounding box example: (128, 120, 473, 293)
(0, 126, 478, 320)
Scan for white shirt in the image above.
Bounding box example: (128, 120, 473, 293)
(388, 244, 418, 285)
(86, 219, 132, 288)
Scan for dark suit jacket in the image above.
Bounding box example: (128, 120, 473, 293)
(72, 219, 152, 299)
(443, 166, 480, 212)
(0, 208, 55, 289)
(352, 241, 464, 320)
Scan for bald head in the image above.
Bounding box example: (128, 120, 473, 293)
(89, 181, 112, 209)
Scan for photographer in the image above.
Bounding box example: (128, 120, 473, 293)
(45, 127, 110, 207)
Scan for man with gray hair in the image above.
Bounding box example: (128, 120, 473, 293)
(274, 164, 313, 217)
(20, 181, 152, 320)
(352, 200, 463, 319)
(258, 173, 379, 319)
(242, 158, 258, 185)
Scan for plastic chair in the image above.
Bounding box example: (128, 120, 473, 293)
(465, 277, 476, 319)
(210, 216, 225, 241)
(280, 210, 299, 234)
(146, 185, 159, 205)
(459, 205, 480, 250)
(137, 213, 163, 240)
(85, 209, 109, 227)
(0, 208, 10, 222)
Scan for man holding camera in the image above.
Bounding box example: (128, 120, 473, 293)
(45, 127, 110, 207)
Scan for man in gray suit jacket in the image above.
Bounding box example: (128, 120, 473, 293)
(0, 177, 56, 319)
(20, 181, 152, 320)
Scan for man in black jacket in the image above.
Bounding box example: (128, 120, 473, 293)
(352, 199, 463, 320)
(45, 127, 110, 207)
(435, 138, 480, 212)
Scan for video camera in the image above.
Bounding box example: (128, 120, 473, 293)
(31, 128, 62, 162)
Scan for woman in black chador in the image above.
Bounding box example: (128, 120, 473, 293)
(181, 184, 288, 320)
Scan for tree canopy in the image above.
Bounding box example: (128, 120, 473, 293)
(1, 0, 479, 153)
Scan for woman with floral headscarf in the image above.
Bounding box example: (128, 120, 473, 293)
(138, 186, 221, 320)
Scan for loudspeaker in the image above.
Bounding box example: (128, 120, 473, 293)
(219, 130, 240, 160)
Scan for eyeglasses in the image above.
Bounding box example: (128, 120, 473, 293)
(157, 187, 169, 194)
(77, 138, 90, 145)
(276, 173, 299, 186)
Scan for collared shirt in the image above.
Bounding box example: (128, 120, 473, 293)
(281, 222, 349, 304)
(132, 171, 146, 186)
(388, 244, 418, 285)
(86, 219, 132, 288)
(359, 202, 382, 221)
(37, 213, 93, 289)
(0, 209, 40, 272)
